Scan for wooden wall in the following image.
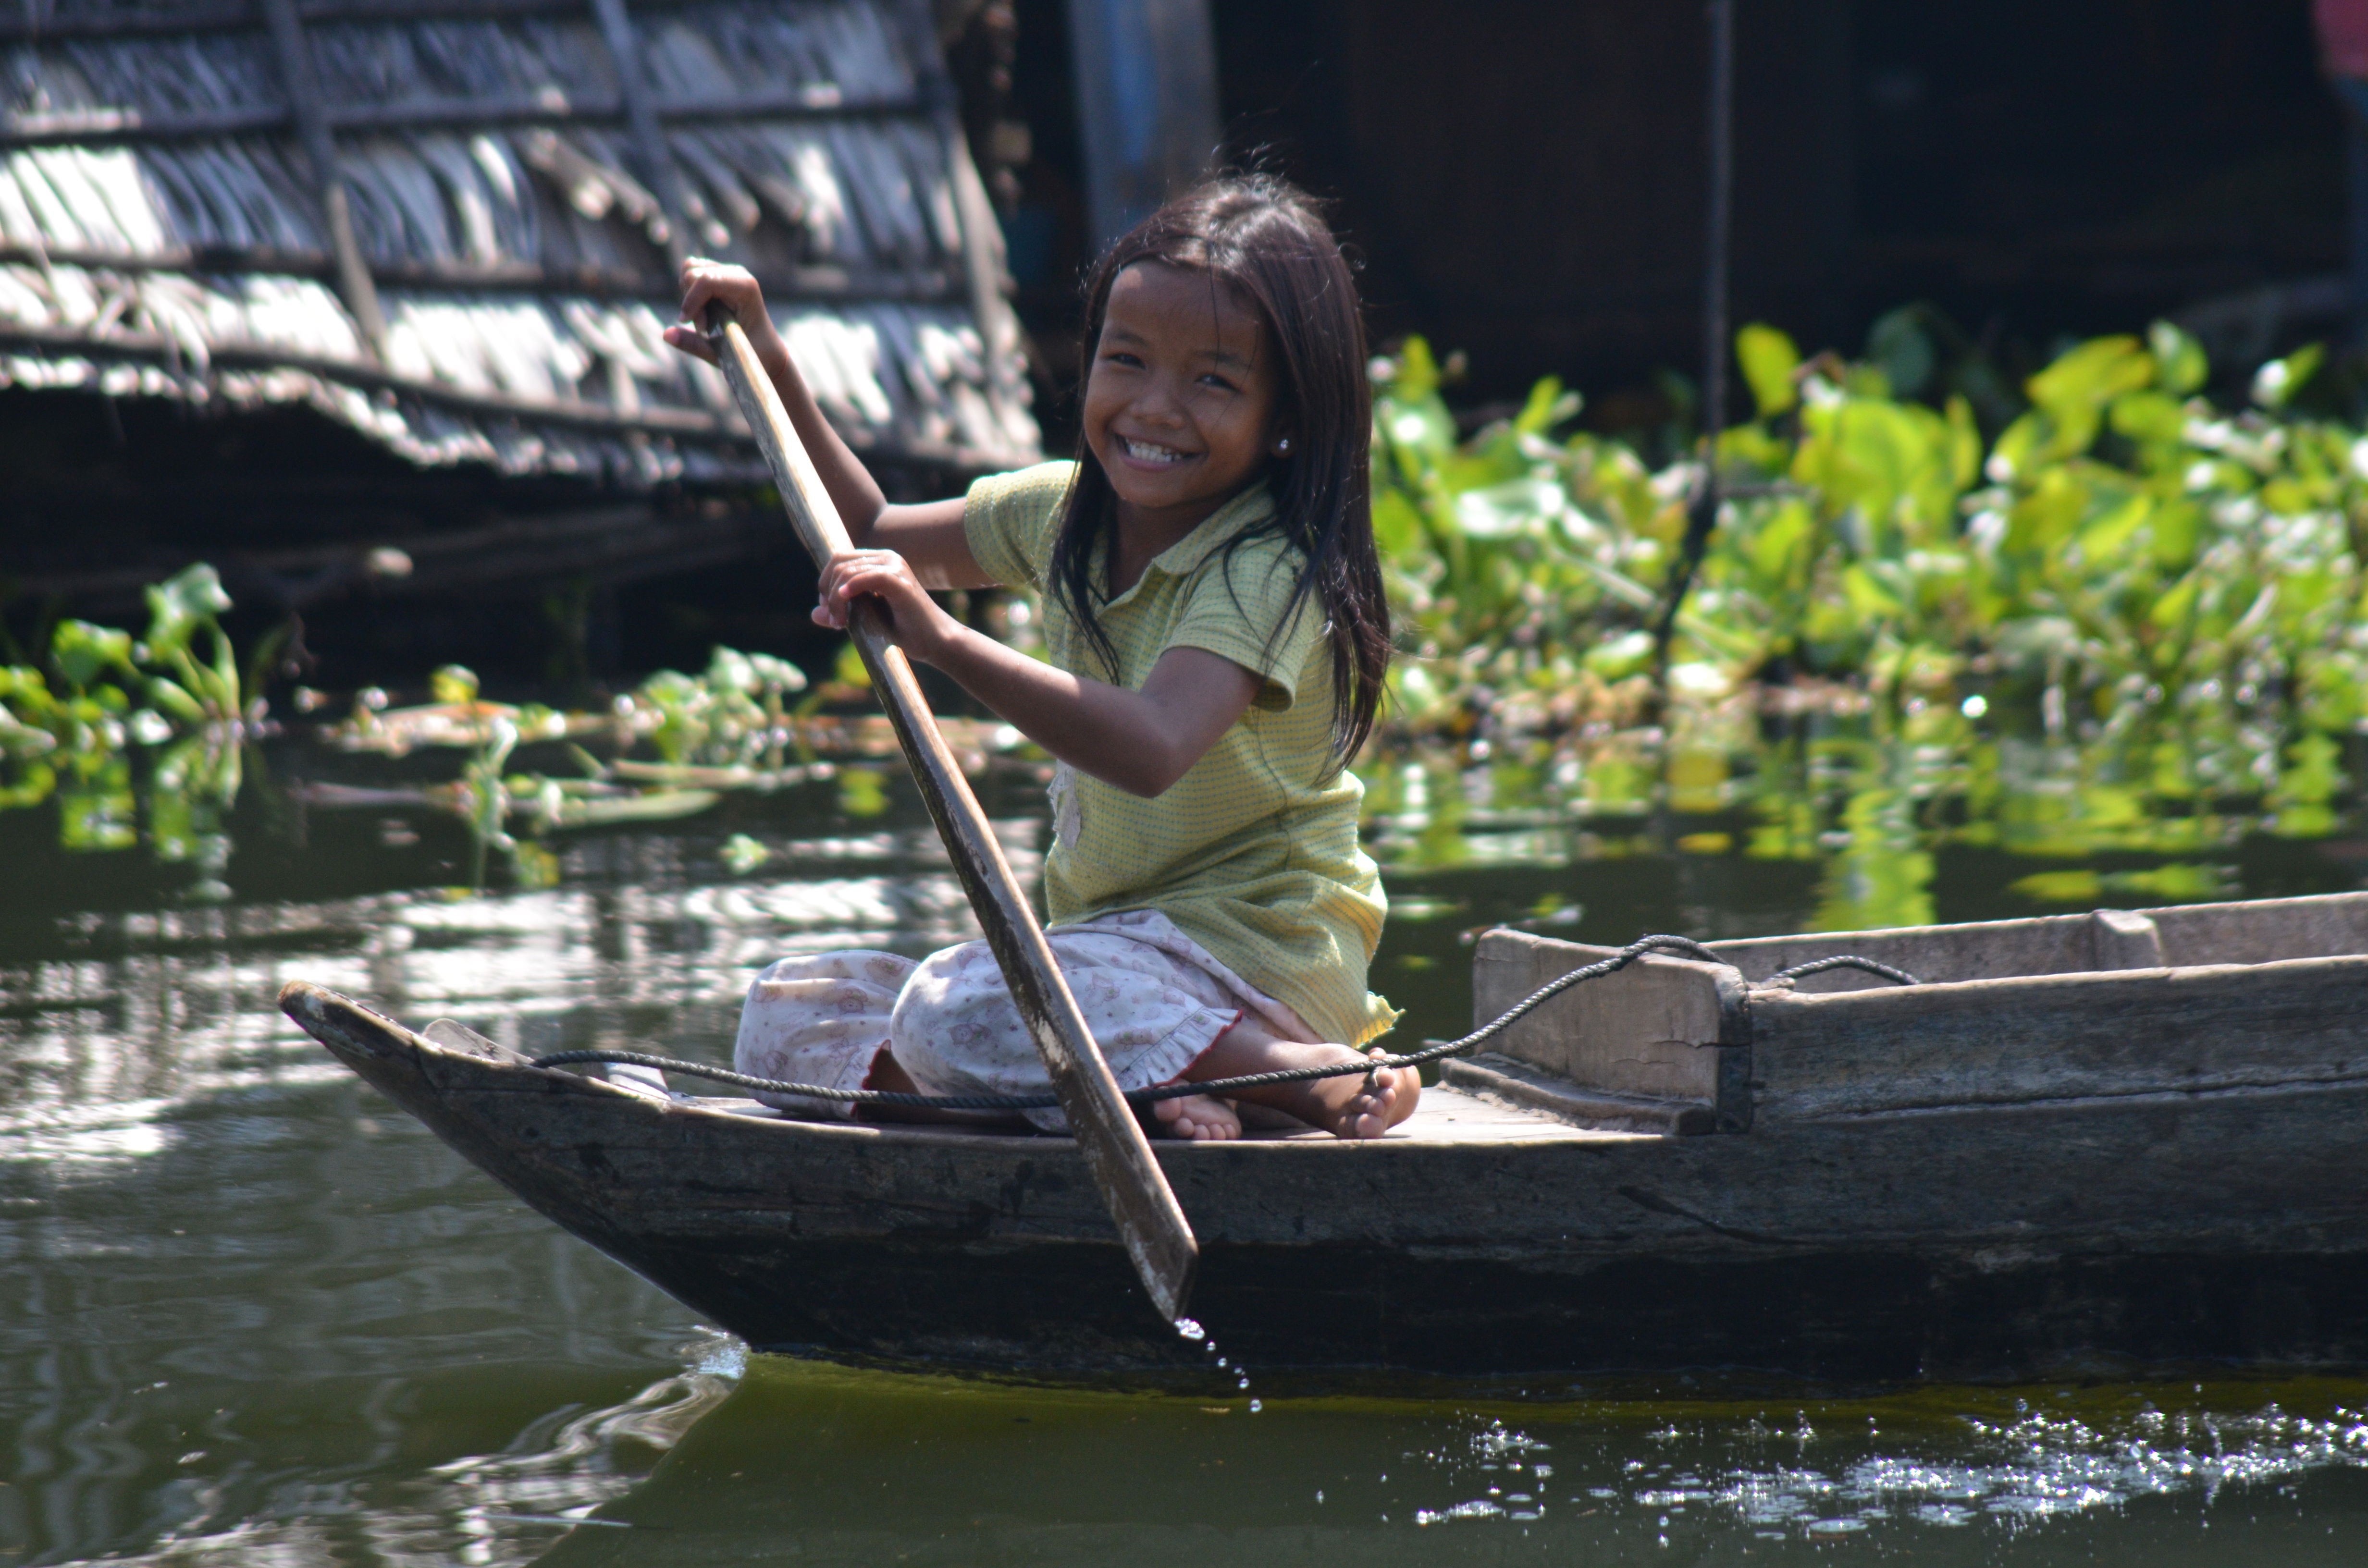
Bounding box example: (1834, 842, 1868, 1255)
(1008, 0, 2344, 406)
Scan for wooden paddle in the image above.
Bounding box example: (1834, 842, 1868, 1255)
(702, 305, 1199, 1323)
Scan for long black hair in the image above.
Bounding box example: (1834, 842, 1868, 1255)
(1048, 173, 1390, 772)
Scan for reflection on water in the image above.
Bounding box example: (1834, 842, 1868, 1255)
(3, 740, 2368, 1565)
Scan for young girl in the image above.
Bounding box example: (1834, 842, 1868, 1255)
(663, 174, 1411, 1141)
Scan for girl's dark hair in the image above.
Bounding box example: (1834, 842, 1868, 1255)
(1049, 172, 1389, 772)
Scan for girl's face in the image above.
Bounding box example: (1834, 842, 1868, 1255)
(1082, 261, 1286, 527)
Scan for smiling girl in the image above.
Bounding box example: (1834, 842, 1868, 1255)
(665, 175, 1408, 1141)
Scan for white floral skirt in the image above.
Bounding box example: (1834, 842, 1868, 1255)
(733, 908, 1311, 1131)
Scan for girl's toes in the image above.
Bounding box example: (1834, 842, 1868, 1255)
(1155, 1092, 1240, 1141)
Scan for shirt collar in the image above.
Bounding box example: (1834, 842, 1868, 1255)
(1139, 480, 1279, 579)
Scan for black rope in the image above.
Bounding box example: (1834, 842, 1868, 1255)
(1766, 953, 1921, 988)
(527, 933, 1918, 1110)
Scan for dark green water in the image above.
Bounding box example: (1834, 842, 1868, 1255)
(3, 745, 2367, 1565)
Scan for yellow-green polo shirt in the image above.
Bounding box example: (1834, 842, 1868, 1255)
(963, 460, 1396, 1046)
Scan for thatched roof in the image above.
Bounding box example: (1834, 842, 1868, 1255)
(0, 0, 1039, 488)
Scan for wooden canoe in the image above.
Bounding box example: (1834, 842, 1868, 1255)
(279, 890, 2368, 1384)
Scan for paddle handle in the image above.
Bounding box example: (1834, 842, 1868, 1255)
(703, 305, 1199, 1322)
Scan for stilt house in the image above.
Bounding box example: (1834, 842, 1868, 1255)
(0, 0, 1036, 645)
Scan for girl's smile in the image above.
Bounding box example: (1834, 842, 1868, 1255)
(1083, 260, 1286, 542)
(1112, 434, 1198, 467)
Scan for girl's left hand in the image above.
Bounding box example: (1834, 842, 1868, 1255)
(814, 551, 963, 665)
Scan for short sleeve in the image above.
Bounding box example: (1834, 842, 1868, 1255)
(1165, 539, 1328, 711)
(962, 461, 1076, 591)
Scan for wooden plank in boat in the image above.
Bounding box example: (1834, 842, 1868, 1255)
(1691, 890, 2368, 994)
(1470, 931, 1750, 1130)
(2146, 890, 2368, 967)
(1749, 955, 2368, 1121)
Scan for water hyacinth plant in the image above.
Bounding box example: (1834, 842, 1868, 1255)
(0, 564, 255, 878)
(1362, 317, 2368, 930)
(1372, 320, 2366, 786)
(0, 565, 1009, 891)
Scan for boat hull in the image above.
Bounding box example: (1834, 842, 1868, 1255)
(282, 981, 2368, 1383)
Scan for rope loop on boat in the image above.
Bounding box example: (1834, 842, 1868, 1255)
(526, 932, 1918, 1110)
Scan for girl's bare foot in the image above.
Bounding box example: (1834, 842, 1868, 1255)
(1151, 1092, 1242, 1141)
(1271, 1049, 1414, 1139)
(1184, 1028, 1420, 1140)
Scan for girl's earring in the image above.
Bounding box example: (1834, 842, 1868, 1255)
(1276, 437, 1293, 454)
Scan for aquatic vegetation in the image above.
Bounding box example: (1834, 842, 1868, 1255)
(1368, 317, 2368, 901)
(0, 565, 255, 883)
(0, 567, 1016, 889)
(10, 312, 2367, 915)
(1374, 321, 2363, 761)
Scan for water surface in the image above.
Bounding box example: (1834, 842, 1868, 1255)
(4, 743, 2366, 1565)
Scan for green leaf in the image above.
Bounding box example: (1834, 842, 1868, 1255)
(1512, 376, 1581, 436)
(2252, 343, 2324, 411)
(1986, 411, 2045, 482)
(2108, 389, 2186, 446)
(51, 621, 136, 692)
(1735, 324, 1801, 419)
(833, 639, 872, 690)
(431, 665, 481, 705)
(2006, 468, 2089, 556)
(145, 675, 206, 724)
(2148, 499, 2203, 570)
(2148, 320, 2208, 395)
(744, 650, 808, 694)
(1371, 487, 1427, 556)
(721, 833, 772, 874)
(1746, 500, 1814, 585)
(1583, 629, 1654, 680)
(705, 646, 756, 695)
(1944, 396, 1982, 491)
(1842, 563, 1907, 620)
(2011, 869, 2103, 904)
(2073, 492, 2150, 564)
(141, 564, 233, 664)
(2148, 572, 2201, 631)
(2025, 336, 2154, 459)
(837, 767, 888, 818)
(1392, 336, 1440, 403)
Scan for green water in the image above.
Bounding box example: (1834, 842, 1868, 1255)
(3, 746, 2366, 1565)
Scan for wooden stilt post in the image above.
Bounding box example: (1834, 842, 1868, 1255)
(1062, 0, 1221, 250)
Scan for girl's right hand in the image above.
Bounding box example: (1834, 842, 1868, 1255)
(663, 257, 779, 366)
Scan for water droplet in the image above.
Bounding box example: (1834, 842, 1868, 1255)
(1249, 1398, 1262, 1412)
(1216, 1357, 1228, 1369)
(1237, 1376, 1250, 1389)
(1174, 1318, 1206, 1342)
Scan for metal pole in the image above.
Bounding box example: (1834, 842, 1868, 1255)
(1653, 0, 1736, 676)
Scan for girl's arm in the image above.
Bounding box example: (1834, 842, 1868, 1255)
(664, 260, 987, 588)
(816, 551, 1259, 797)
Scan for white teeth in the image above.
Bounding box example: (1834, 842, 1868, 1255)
(1121, 437, 1190, 464)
